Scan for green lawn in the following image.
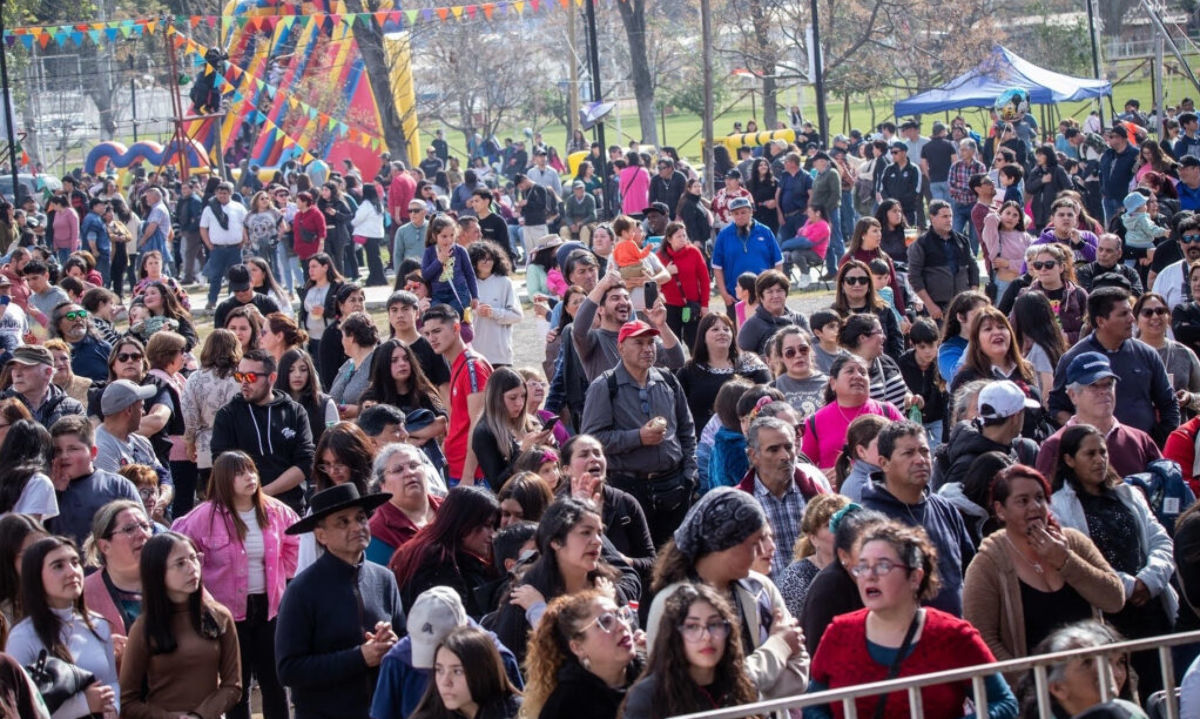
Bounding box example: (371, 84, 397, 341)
(474, 55, 1200, 163)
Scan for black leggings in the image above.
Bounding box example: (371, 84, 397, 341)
(229, 594, 288, 719)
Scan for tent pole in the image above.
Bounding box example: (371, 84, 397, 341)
(1086, 0, 1105, 128)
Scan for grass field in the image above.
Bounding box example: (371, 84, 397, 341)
(465, 54, 1200, 163)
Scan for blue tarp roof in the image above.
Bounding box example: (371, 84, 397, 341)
(893, 45, 1112, 117)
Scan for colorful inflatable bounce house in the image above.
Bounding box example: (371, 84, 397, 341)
(85, 0, 419, 182)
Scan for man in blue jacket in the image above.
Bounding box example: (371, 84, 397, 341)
(277, 484, 405, 719)
(79, 198, 111, 287)
(1100, 125, 1139, 224)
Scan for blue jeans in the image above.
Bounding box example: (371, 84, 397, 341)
(953, 201, 977, 256)
(930, 181, 951, 202)
(274, 242, 299, 293)
(925, 420, 944, 452)
(56, 248, 71, 265)
(840, 191, 857, 240)
(826, 209, 846, 275)
(205, 244, 243, 307)
(1103, 197, 1122, 227)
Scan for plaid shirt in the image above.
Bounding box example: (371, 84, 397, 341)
(752, 475, 807, 580)
(948, 158, 987, 205)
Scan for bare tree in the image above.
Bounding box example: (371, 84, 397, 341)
(342, 0, 417, 159)
(613, 0, 658, 145)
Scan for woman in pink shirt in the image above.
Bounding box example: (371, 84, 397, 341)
(619, 150, 651, 217)
(50, 194, 80, 264)
(172, 450, 299, 719)
(800, 353, 903, 482)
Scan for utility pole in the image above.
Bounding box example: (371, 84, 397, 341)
(701, 0, 714, 196)
(567, 6, 580, 147)
(1086, 0, 1106, 128)
(584, 0, 607, 199)
(0, 0, 20, 202)
(164, 19, 191, 181)
(809, 0, 828, 146)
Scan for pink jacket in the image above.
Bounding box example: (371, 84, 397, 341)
(172, 499, 300, 621)
(83, 570, 126, 637)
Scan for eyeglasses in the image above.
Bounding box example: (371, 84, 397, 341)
(233, 371, 263, 384)
(137, 487, 158, 500)
(116, 352, 143, 363)
(890, 149, 903, 154)
(843, 275, 870, 286)
(1031, 260, 1059, 271)
(783, 345, 811, 359)
(110, 521, 152, 539)
(318, 461, 350, 475)
(1182, 234, 1200, 244)
(584, 606, 635, 635)
(61, 310, 88, 321)
(1140, 307, 1170, 317)
(850, 559, 910, 578)
(679, 619, 732, 643)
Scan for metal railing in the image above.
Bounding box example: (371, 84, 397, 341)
(671, 629, 1200, 719)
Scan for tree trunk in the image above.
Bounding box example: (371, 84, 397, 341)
(615, 0, 657, 146)
(344, 0, 410, 160)
(748, 0, 777, 128)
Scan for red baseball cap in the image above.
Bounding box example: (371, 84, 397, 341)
(617, 320, 660, 344)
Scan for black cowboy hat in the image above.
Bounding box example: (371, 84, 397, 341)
(285, 484, 392, 535)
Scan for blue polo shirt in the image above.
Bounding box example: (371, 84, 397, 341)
(1179, 182, 1200, 212)
(712, 220, 783, 294)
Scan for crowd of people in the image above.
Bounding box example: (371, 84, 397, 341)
(1, 100, 1200, 719)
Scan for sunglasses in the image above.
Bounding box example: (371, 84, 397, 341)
(61, 310, 88, 321)
(843, 275, 870, 286)
(1031, 260, 1059, 271)
(1182, 234, 1200, 244)
(783, 345, 811, 359)
(116, 351, 143, 363)
(890, 149, 903, 154)
(233, 371, 262, 384)
(1140, 307, 1170, 317)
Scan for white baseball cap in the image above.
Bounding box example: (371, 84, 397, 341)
(977, 380, 1040, 421)
(406, 586, 468, 669)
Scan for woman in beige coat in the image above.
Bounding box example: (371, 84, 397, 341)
(963, 464, 1124, 684)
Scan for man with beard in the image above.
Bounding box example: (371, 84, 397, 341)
(0, 345, 85, 428)
(571, 271, 683, 382)
(736, 416, 830, 579)
(1152, 214, 1200, 306)
(210, 349, 315, 514)
(52, 301, 112, 382)
(277, 484, 404, 719)
(580, 319, 698, 547)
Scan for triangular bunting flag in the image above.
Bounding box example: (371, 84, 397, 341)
(405, 9, 418, 24)
(482, 3, 495, 19)
(435, 7, 449, 20)
(451, 5, 464, 19)
(513, 1, 525, 13)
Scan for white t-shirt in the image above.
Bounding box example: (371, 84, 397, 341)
(12, 472, 58, 519)
(0, 302, 28, 352)
(239, 508, 266, 595)
(199, 201, 249, 247)
(1026, 342, 1054, 375)
(1152, 259, 1188, 309)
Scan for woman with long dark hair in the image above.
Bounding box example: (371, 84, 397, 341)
(352, 183, 388, 286)
(1027, 144, 1073, 231)
(0, 514, 46, 628)
(621, 583, 756, 719)
(361, 338, 447, 443)
(656, 221, 709, 349)
(1049, 424, 1176, 699)
(318, 180, 355, 279)
(132, 250, 189, 311)
(746, 157, 779, 233)
(948, 307, 1044, 441)
(0, 419, 56, 519)
(275, 349, 338, 448)
(493, 498, 638, 665)
(118, 532, 241, 719)
(831, 259, 903, 360)
(409, 626, 522, 719)
(1011, 292, 1068, 407)
(839, 217, 907, 312)
(296, 252, 345, 375)
(132, 280, 198, 351)
(7, 536, 119, 718)
(675, 312, 769, 434)
(471, 368, 554, 489)
(245, 256, 292, 315)
(172, 451, 298, 719)
(389, 485, 500, 618)
(317, 282, 366, 392)
(874, 199, 910, 265)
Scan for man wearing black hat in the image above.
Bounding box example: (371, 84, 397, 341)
(807, 151, 842, 278)
(212, 264, 281, 328)
(527, 148, 562, 197)
(648, 158, 686, 220)
(276, 484, 405, 719)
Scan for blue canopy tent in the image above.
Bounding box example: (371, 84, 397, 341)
(893, 45, 1111, 117)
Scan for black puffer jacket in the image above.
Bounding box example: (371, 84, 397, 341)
(932, 419, 1038, 492)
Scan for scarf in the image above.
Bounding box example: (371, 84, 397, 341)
(208, 197, 230, 231)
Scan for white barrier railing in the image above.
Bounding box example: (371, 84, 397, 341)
(670, 629, 1200, 719)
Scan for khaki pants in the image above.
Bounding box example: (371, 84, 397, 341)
(559, 222, 594, 246)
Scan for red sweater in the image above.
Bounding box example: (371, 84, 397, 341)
(292, 206, 327, 260)
(810, 608, 997, 719)
(657, 244, 710, 308)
